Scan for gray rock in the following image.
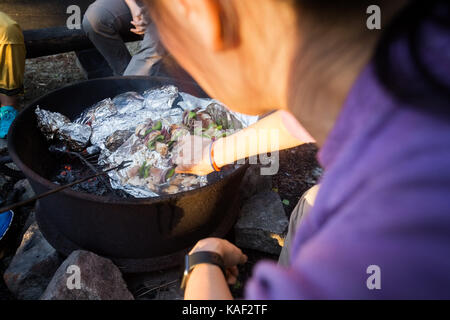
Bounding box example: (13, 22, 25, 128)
(3, 222, 62, 300)
(235, 191, 289, 255)
(20, 211, 36, 239)
(40, 250, 134, 300)
(126, 41, 141, 55)
(239, 165, 273, 202)
(0, 174, 8, 190)
(6, 162, 19, 171)
(0, 139, 7, 153)
(14, 179, 35, 202)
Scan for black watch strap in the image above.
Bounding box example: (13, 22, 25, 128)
(181, 251, 226, 290)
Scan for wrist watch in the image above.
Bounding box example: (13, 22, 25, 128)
(180, 251, 226, 290)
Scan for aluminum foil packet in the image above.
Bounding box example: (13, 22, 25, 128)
(35, 106, 92, 152)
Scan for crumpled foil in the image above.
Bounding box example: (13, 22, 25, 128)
(35, 107, 92, 152)
(37, 85, 258, 198)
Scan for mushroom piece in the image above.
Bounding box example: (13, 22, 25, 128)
(155, 142, 169, 157)
(181, 176, 199, 188)
(105, 130, 133, 152)
(147, 181, 158, 193)
(196, 112, 215, 129)
(165, 185, 180, 194)
(135, 123, 149, 138)
(170, 126, 190, 143)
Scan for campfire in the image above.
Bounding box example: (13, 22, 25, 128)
(7, 77, 250, 271)
(52, 153, 125, 198)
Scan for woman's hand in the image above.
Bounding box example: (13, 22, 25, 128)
(173, 135, 216, 176)
(190, 238, 248, 285)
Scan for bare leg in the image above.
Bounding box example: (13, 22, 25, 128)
(0, 94, 18, 109)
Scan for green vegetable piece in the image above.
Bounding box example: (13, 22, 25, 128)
(166, 168, 175, 180)
(156, 135, 165, 142)
(138, 161, 152, 179)
(138, 161, 147, 179)
(188, 111, 197, 120)
(282, 199, 290, 206)
(144, 166, 150, 179)
(146, 134, 165, 151)
(152, 121, 162, 131)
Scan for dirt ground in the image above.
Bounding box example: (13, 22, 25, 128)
(19, 53, 85, 110)
(1, 51, 321, 300)
(19, 41, 141, 109)
(273, 144, 322, 218)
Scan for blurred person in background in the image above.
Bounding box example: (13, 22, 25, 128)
(0, 12, 25, 139)
(83, 0, 163, 76)
(146, 0, 450, 299)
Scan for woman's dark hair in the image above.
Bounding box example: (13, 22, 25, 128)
(374, 0, 450, 116)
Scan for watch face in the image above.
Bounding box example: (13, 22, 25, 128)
(184, 254, 190, 272)
(180, 255, 191, 290)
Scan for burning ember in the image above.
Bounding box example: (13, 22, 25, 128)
(54, 164, 104, 194)
(49, 151, 115, 197)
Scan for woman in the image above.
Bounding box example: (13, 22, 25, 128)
(145, 0, 450, 299)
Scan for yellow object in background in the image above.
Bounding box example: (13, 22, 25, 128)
(0, 12, 26, 95)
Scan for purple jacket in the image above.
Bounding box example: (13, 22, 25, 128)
(246, 6, 450, 299)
